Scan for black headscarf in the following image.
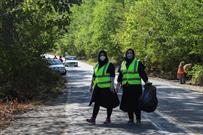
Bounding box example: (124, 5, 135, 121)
(125, 48, 135, 65)
(98, 50, 109, 67)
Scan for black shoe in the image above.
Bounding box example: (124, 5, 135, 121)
(127, 120, 134, 125)
(86, 118, 96, 125)
(103, 118, 111, 124)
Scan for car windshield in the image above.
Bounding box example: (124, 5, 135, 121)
(52, 59, 63, 65)
(48, 59, 63, 65)
(66, 56, 76, 60)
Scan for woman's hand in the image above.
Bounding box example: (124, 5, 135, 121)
(115, 83, 121, 93)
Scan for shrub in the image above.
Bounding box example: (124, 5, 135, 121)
(189, 65, 203, 86)
(0, 57, 65, 101)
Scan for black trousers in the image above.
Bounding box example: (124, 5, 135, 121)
(128, 110, 141, 121)
(92, 102, 113, 119)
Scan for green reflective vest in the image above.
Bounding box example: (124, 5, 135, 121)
(94, 62, 112, 88)
(121, 58, 141, 85)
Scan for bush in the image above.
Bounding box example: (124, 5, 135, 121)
(0, 57, 65, 101)
(189, 65, 203, 86)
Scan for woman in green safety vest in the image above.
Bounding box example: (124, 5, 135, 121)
(116, 48, 150, 125)
(87, 50, 119, 125)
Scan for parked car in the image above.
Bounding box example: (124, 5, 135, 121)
(65, 56, 78, 67)
(47, 58, 67, 75)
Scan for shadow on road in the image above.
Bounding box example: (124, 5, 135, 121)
(156, 86, 203, 133)
(2, 65, 202, 135)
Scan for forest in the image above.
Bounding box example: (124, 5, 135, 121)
(0, 0, 203, 101)
(59, 0, 203, 84)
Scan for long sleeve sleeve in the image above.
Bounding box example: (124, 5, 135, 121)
(138, 61, 148, 83)
(106, 63, 115, 77)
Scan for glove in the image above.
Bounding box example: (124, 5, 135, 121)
(145, 81, 152, 86)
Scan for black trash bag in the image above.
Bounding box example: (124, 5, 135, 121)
(140, 83, 158, 113)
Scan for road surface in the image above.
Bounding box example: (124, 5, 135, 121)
(1, 61, 203, 135)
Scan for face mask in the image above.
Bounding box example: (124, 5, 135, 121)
(127, 53, 133, 59)
(100, 56, 106, 61)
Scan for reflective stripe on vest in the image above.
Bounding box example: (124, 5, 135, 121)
(94, 62, 111, 88)
(121, 59, 141, 85)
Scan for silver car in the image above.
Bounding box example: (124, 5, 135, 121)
(65, 56, 78, 67)
(47, 58, 67, 75)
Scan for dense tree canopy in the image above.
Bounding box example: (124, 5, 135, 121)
(0, 0, 203, 100)
(0, 0, 79, 100)
(58, 0, 203, 83)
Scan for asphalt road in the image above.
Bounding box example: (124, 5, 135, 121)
(1, 61, 202, 135)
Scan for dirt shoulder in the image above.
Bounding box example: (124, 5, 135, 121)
(0, 101, 34, 130)
(150, 77, 203, 93)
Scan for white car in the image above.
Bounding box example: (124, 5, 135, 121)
(65, 56, 78, 67)
(47, 58, 67, 75)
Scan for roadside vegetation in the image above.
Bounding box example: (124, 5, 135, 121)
(58, 0, 203, 85)
(0, 0, 202, 127)
(0, 0, 80, 124)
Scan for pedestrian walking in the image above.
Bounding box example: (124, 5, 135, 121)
(59, 56, 63, 63)
(54, 55, 57, 59)
(116, 48, 150, 125)
(87, 50, 119, 125)
(177, 61, 186, 84)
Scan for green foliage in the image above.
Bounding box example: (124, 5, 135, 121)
(59, 0, 124, 60)
(1, 0, 203, 99)
(0, 0, 77, 100)
(0, 58, 65, 100)
(119, 0, 203, 69)
(189, 65, 203, 85)
(58, 0, 203, 81)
